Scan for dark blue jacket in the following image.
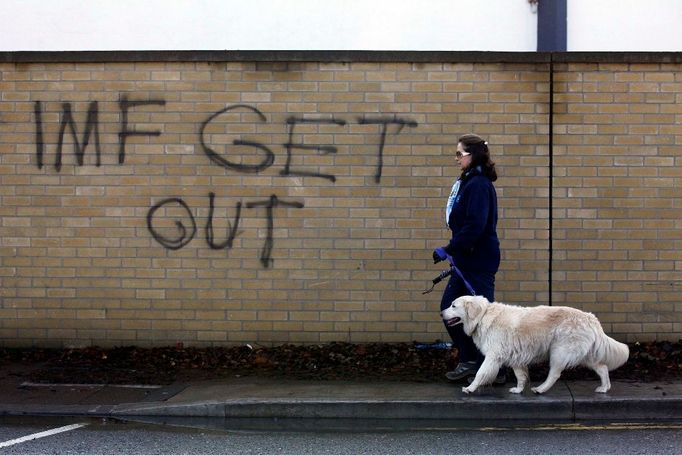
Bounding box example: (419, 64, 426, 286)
(443, 168, 500, 273)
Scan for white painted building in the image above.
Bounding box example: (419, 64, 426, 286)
(0, 0, 680, 52)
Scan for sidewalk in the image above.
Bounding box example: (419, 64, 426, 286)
(1, 362, 681, 425)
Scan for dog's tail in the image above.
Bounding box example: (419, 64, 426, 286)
(596, 334, 630, 371)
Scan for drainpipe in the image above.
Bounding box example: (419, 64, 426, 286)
(537, 0, 567, 51)
(535, 0, 566, 305)
(548, 55, 554, 306)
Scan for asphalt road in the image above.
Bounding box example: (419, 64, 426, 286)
(0, 417, 681, 454)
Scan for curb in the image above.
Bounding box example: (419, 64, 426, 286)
(0, 404, 117, 417)
(1, 380, 681, 423)
(111, 397, 574, 420)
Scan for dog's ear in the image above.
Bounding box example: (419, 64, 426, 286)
(464, 297, 484, 322)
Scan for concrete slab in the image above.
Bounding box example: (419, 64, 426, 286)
(1, 385, 98, 406)
(570, 380, 682, 421)
(112, 378, 575, 421)
(78, 386, 157, 406)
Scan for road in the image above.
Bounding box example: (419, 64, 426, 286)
(0, 417, 681, 454)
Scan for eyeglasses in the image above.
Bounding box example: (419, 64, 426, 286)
(455, 151, 471, 158)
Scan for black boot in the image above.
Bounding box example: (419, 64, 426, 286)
(445, 361, 478, 381)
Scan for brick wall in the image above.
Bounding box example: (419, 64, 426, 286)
(553, 62, 682, 341)
(0, 53, 679, 347)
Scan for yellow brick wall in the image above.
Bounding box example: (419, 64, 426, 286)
(553, 62, 682, 342)
(0, 56, 679, 347)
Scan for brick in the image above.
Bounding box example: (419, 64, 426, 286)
(0, 58, 679, 346)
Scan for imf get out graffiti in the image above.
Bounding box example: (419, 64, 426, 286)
(30, 97, 418, 267)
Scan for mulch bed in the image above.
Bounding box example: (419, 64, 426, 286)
(1, 340, 680, 386)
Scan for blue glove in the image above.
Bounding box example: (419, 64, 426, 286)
(432, 247, 448, 264)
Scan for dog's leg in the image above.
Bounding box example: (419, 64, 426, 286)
(591, 363, 611, 393)
(531, 366, 563, 394)
(532, 345, 573, 394)
(531, 358, 565, 395)
(462, 357, 499, 394)
(509, 366, 529, 394)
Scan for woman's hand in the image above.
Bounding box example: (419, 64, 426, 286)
(432, 247, 448, 264)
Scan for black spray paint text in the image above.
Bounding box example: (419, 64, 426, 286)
(31, 97, 418, 267)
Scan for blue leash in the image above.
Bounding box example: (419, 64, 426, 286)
(449, 258, 477, 295)
(422, 255, 476, 295)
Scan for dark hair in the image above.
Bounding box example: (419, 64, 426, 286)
(458, 133, 497, 182)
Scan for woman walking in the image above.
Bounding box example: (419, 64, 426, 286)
(433, 134, 503, 382)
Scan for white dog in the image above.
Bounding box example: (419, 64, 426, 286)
(441, 295, 629, 395)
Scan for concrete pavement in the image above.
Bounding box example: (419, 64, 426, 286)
(0, 361, 681, 425)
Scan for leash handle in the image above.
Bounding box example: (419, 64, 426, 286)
(422, 255, 477, 296)
(422, 267, 452, 294)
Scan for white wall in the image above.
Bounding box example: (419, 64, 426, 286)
(568, 0, 682, 51)
(0, 0, 537, 51)
(4, 0, 681, 53)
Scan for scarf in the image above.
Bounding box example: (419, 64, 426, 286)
(445, 178, 461, 226)
(445, 166, 481, 226)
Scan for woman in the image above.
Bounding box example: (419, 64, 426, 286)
(433, 134, 502, 382)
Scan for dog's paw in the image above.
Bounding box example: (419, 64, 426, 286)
(509, 386, 524, 394)
(595, 386, 609, 393)
(461, 386, 474, 394)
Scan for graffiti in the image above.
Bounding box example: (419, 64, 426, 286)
(34, 101, 102, 170)
(358, 116, 418, 183)
(282, 117, 348, 182)
(118, 95, 166, 165)
(246, 195, 305, 267)
(146, 197, 197, 250)
(199, 108, 416, 183)
(34, 102, 44, 169)
(33, 97, 166, 170)
(147, 192, 303, 268)
(33, 98, 418, 184)
(200, 104, 274, 173)
(59, 101, 101, 171)
(28, 97, 418, 267)
(206, 192, 242, 251)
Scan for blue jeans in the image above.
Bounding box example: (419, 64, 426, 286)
(439, 269, 495, 365)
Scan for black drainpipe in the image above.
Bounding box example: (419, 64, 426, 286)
(537, 0, 567, 52)
(537, 0, 565, 305)
(548, 55, 554, 306)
